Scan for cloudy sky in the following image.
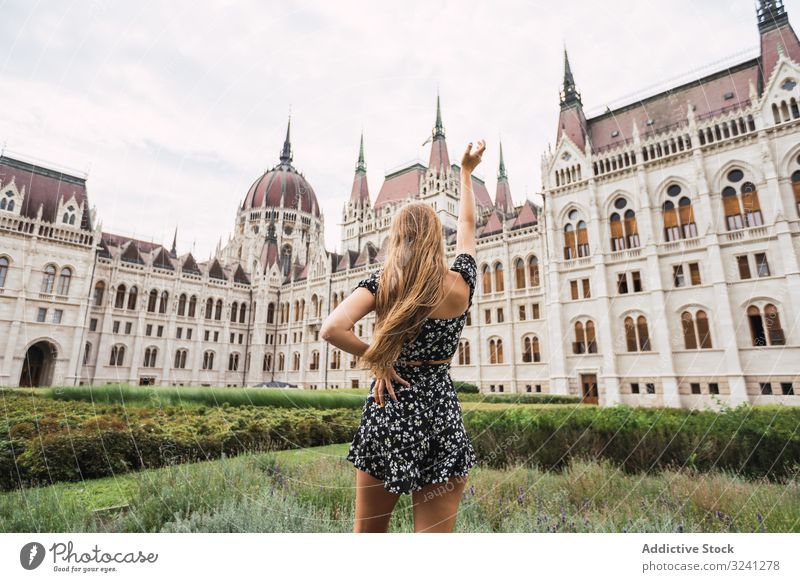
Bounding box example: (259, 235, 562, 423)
(1, 0, 793, 257)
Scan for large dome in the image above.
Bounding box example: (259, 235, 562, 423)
(241, 119, 321, 218)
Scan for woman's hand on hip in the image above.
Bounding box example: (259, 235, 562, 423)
(373, 367, 410, 407)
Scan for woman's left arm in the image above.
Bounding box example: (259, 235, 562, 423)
(320, 287, 375, 356)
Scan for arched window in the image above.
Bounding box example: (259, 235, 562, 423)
(83, 342, 91, 365)
(267, 302, 275, 324)
(239, 302, 247, 324)
(522, 335, 541, 362)
(188, 295, 197, 317)
(115, 284, 127, 309)
(481, 264, 491, 294)
(213, 299, 221, 320)
(41, 265, 56, 294)
(299, 299, 305, 321)
(292, 352, 300, 371)
(722, 170, 762, 230)
(205, 298, 213, 319)
(93, 281, 105, 306)
(493, 262, 504, 293)
(624, 315, 651, 352)
(228, 352, 239, 371)
(159, 291, 169, 314)
(563, 209, 589, 259)
(573, 319, 597, 354)
(174, 349, 188, 369)
(747, 304, 786, 346)
(231, 302, 239, 323)
(662, 184, 697, 241)
(528, 255, 540, 287)
(143, 347, 157, 368)
(56, 267, 72, 296)
(792, 169, 800, 217)
(0, 257, 9, 288)
(681, 310, 713, 349)
(202, 351, 214, 370)
(126, 286, 138, 310)
(489, 337, 504, 364)
(457, 340, 471, 365)
(178, 294, 187, 316)
(310, 350, 320, 370)
(148, 289, 158, 312)
(279, 352, 287, 371)
(514, 258, 525, 289)
(109, 344, 125, 366)
(263, 353, 272, 372)
(311, 295, 319, 318)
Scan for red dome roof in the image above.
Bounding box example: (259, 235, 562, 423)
(242, 166, 320, 217)
(242, 117, 321, 218)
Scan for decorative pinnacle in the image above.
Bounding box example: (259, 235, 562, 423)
(279, 115, 292, 166)
(355, 131, 366, 174)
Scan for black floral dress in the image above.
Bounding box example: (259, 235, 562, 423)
(345, 252, 478, 495)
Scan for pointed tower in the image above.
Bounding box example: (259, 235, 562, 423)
(279, 116, 293, 168)
(170, 227, 177, 258)
(428, 94, 451, 175)
(494, 141, 515, 217)
(757, 1, 800, 90)
(556, 48, 589, 151)
(341, 132, 373, 253)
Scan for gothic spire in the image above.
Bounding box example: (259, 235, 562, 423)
(560, 47, 582, 109)
(497, 141, 508, 181)
(433, 93, 445, 140)
(279, 115, 293, 166)
(355, 131, 366, 174)
(170, 226, 177, 257)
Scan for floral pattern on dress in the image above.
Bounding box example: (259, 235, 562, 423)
(345, 252, 478, 495)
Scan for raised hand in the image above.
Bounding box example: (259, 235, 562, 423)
(461, 139, 486, 174)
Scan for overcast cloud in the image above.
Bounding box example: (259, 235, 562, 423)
(0, 0, 789, 258)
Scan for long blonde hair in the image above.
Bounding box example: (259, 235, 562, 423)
(359, 202, 447, 377)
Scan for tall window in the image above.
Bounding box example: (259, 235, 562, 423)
(174, 349, 188, 369)
(231, 302, 239, 323)
(93, 281, 105, 306)
(624, 315, 651, 352)
(522, 335, 541, 362)
(215, 299, 223, 320)
(115, 284, 127, 309)
(188, 295, 197, 317)
(109, 344, 125, 366)
(143, 347, 158, 368)
(159, 291, 169, 314)
(56, 267, 72, 296)
(747, 304, 786, 346)
(205, 298, 213, 319)
(41, 265, 56, 293)
(573, 320, 597, 354)
(609, 197, 639, 250)
(489, 338, 504, 364)
(662, 184, 697, 241)
(681, 310, 713, 349)
(493, 262, 504, 292)
(310, 350, 320, 370)
(722, 169, 762, 230)
(792, 167, 800, 217)
(202, 351, 215, 370)
(330, 349, 340, 369)
(239, 303, 247, 324)
(515, 258, 525, 289)
(263, 353, 272, 372)
(292, 352, 300, 371)
(148, 289, 158, 312)
(563, 209, 589, 259)
(126, 286, 138, 310)
(457, 340, 471, 365)
(83, 342, 91, 365)
(0, 257, 9, 288)
(267, 302, 275, 324)
(228, 352, 239, 371)
(528, 255, 540, 287)
(481, 264, 491, 294)
(178, 294, 187, 316)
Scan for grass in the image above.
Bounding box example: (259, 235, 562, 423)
(2, 442, 797, 533)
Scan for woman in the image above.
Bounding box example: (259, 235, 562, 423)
(320, 139, 486, 533)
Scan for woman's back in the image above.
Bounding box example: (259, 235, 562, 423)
(354, 252, 477, 362)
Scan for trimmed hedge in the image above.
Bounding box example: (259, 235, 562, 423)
(464, 404, 800, 481)
(0, 391, 358, 491)
(453, 381, 479, 394)
(458, 392, 581, 404)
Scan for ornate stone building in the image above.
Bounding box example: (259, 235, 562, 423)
(0, 1, 798, 408)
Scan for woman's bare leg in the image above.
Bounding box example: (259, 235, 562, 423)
(353, 468, 401, 532)
(411, 474, 469, 533)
